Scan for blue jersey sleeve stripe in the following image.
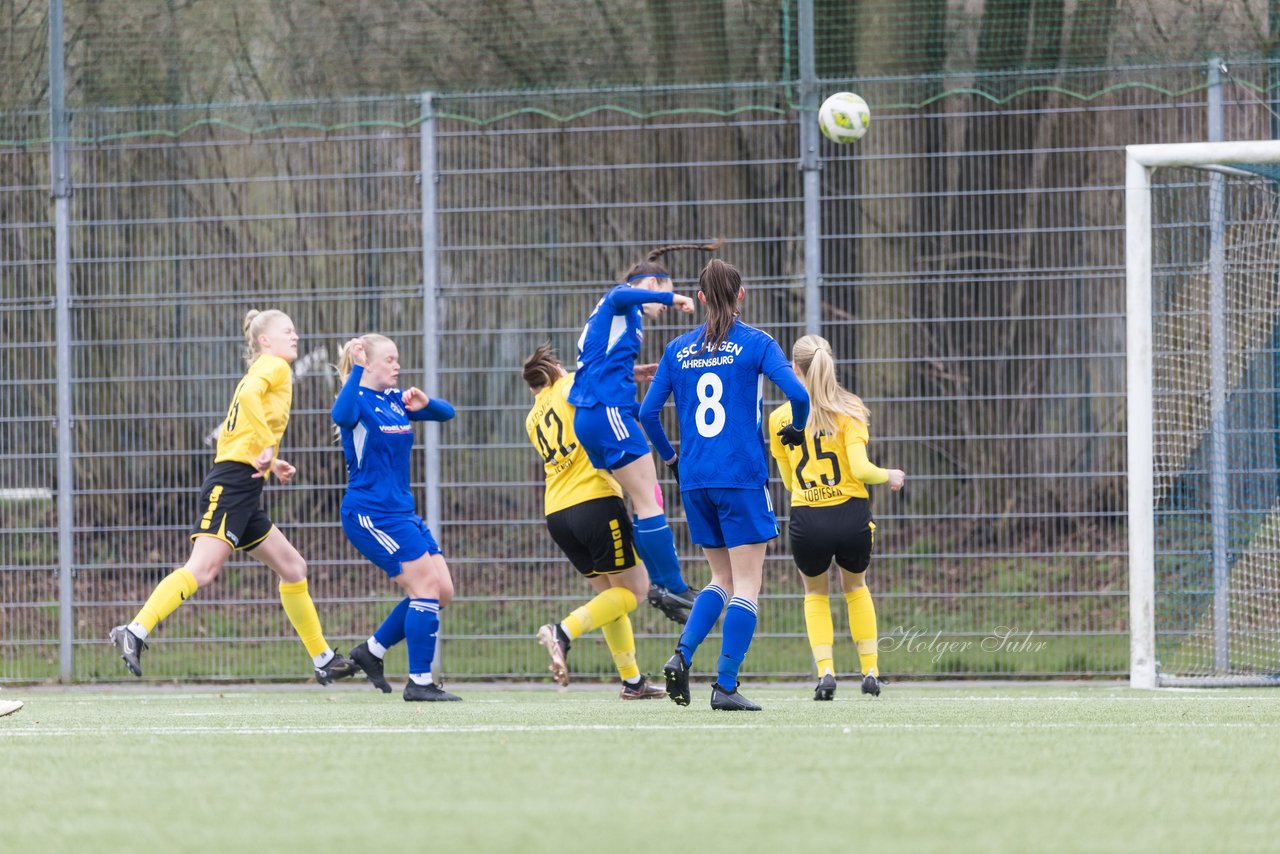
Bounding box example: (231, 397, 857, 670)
(352, 422, 368, 468)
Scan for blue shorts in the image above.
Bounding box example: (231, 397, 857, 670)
(682, 487, 779, 549)
(341, 509, 440, 577)
(573, 403, 651, 471)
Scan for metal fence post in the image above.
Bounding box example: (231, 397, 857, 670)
(797, 0, 822, 337)
(421, 92, 444, 676)
(49, 0, 75, 682)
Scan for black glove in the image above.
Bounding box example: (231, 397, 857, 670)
(777, 424, 806, 447)
(665, 457, 680, 484)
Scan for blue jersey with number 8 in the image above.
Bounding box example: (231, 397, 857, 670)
(639, 321, 809, 490)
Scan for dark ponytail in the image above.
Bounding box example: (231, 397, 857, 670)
(697, 259, 742, 354)
(620, 239, 723, 283)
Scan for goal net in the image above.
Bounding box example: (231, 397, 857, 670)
(1128, 141, 1280, 688)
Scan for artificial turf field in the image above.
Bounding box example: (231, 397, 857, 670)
(3, 683, 1279, 853)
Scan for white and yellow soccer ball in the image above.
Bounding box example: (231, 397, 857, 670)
(818, 92, 871, 144)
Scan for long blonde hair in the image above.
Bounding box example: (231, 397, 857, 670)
(337, 334, 394, 382)
(792, 334, 869, 436)
(242, 309, 289, 367)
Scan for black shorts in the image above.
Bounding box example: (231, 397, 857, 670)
(788, 498, 874, 577)
(545, 496, 638, 577)
(190, 461, 275, 551)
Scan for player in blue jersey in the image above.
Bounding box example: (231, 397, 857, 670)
(332, 334, 461, 702)
(639, 258, 811, 710)
(571, 242, 718, 623)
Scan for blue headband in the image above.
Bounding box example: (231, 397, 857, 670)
(626, 274, 672, 283)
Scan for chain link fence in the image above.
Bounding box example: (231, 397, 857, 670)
(2, 61, 1274, 682)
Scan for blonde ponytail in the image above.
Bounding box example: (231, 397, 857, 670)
(242, 309, 288, 367)
(791, 334, 868, 436)
(337, 333, 393, 383)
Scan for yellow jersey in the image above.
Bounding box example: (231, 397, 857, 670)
(526, 373, 623, 515)
(215, 354, 292, 469)
(768, 403, 887, 507)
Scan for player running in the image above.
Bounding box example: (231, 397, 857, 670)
(524, 344, 666, 699)
(109, 310, 358, 685)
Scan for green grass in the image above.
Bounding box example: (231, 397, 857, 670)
(3, 683, 1279, 853)
(2, 629, 1132, 683)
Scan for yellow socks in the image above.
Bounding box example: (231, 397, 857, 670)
(600, 615, 640, 682)
(132, 567, 199, 633)
(846, 586, 879, 677)
(803, 593, 835, 677)
(132, 570, 336, 664)
(278, 578, 329, 658)
(801, 585, 878, 678)
(561, 586, 637, 641)
(557, 587, 640, 680)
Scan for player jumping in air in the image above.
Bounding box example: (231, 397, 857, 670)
(570, 243, 719, 623)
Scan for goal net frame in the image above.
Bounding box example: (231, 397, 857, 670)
(1127, 140, 1280, 689)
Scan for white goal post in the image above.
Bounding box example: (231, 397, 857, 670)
(1128, 140, 1280, 688)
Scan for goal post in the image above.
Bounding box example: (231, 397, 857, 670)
(1127, 140, 1280, 688)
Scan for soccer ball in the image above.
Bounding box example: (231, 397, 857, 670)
(818, 92, 871, 144)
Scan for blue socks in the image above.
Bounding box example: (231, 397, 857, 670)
(633, 513, 687, 593)
(373, 597, 411, 649)
(404, 598, 441, 676)
(716, 597, 758, 692)
(676, 588, 759, 691)
(676, 584, 728, 666)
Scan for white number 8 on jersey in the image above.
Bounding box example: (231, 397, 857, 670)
(695, 372, 726, 437)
